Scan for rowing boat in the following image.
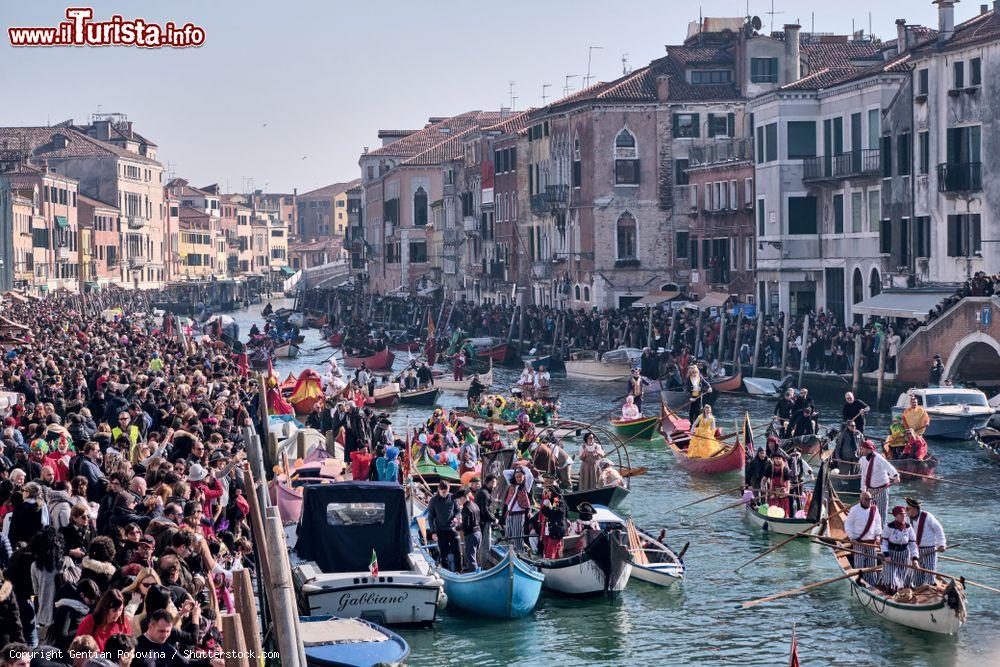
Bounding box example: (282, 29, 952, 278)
(744, 462, 830, 537)
(609, 415, 659, 440)
(593, 505, 684, 587)
(521, 529, 632, 597)
(561, 484, 629, 512)
(435, 365, 493, 394)
(399, 386, 440, 406)
(343, 347, 395, 371)
(428, 546, 544, 618)
(658, 402, 744, 474)
(413, 454, 461, 484)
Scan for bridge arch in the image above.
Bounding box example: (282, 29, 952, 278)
(943, 331, 1000, 388)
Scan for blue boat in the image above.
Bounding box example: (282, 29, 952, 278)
(300, 615, 410, 666)
(527, 353, 565, 373)
(433, 546, 544, 618)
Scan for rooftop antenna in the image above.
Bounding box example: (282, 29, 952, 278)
(541, 83, 552, 104)
(869, 12, 873, 40)
(512, 95, 519, 110)
(622, 53, 631, 75)
(507, 81, 517, 109)
(767, 0, 784, 33)
(584, 45, 603, 86)
(563, 74, 578, 96)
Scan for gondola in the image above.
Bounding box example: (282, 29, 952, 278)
(885, 453, 939, 482)
(561, 484, 629, 512)
(422, 545, 544, 619)
(520, 529, 632, 596)
(326, 331, 344, 347)
(820, 493, 967, 634)
(399, 386, 440, 406)
(593, 505, 684, 587)
(343, 347, 395, 371)
(510, 384, 559, 402)
(658, 403, 745, 474)
(609, 415, 659, 440)
(526, 353, 565, 373)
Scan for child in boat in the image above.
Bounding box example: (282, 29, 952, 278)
(598, 459, 625, 487)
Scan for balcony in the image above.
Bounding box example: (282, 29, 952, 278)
(126, 216, 146, 230)
(802, 149, 880, 183)
(462, 216, 478, 233)
(937, 162, 982, 193)
(56, 246, 70, 262)
(530, 184, 569, 215)
(128, 256, 146, 269)
(531, 261, 552, 280)
(688, 139, 753, 167)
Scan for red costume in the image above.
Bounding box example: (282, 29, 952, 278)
(766, 465, 793, 517)
(902, 434, 928, 460)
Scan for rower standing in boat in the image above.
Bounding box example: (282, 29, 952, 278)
(684, 365, 712, 426)
(427, 481, 461, 571)
(790, 406, 818, 439)
(905, 497, 947, 587)
(417, 362, 435, 387)
(546, 436, 573, 489)
(881, 506, 920, 592)
(844, 491, 883, 586)
(453, 351, 467, 381)
(627, 367, 650, 413)
(534, 365, 551, 397)
(458, 487, 482, 573)
(472, 475, 498, 566)
(859, 439, 900, 527)
(842, 392, 870, 435)
(467, 373, 486, 408)
(774, 388, 796, 438)
(517, 363, 535, 393)
(403, 369, 419, 391)
(789, 388, 816, 437)
(502, 465, 534, 552)
(744, 447, 771, 493)
(786, 450, 813, 515)
(833, 420, 864, 475)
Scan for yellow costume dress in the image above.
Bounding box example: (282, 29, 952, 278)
(686, 415, 721, 458)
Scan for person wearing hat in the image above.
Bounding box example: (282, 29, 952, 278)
(567, 502, 600, 554)
(501, 465, 533, 552)
(859, 438, 899, 527)
(929, 354, 944, 387)
(786, 449, 813, 516)
(880, 505, 919, 593)
(844, 490, 883, 586)
(576, 432, 605, 493)
(626, 367, 649, 413)
(762, 452, 793, 518)
(905, 498, 947, 587)
(470, 475, 498, 566)
(534, 365, 551, 397)
(598, 459, 624, 488)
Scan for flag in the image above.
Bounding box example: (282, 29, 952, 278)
(742, 412, 755, 461)
(369, 549, 379, 577)
(788, 625, 799, 667)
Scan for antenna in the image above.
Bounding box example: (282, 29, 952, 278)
(767, 0, 784, 33)
(584, 45, 603, 86)
(541, 83, 552, 104)
(622, 53, 631, 75)
(563, 74, 578, 96)
(507, 81, 517, 109)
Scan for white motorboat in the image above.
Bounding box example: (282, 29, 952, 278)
(291, 481, 445, 626)
(743, 376, 784, 397)
(891, 388, 993, 440)
(564, 348, 640, 382)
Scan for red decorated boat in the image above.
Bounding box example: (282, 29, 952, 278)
(343, 347, 395, 371)
(477, 343, 510, 363)
(327, 331, 344, 347)
(392, 341, 423, 353)
(659, 402, 744, 474)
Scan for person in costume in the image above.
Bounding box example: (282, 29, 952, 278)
(901, 429, 928, 461)
(905, 497, 946, 587)
(762, 453, 793, 518)
(859, 438, 899, 527)
(686, 405, 720, 458)
(621, 395, 641, 421)
(598, 459, 624, 488)
(538, 487, 567, 559)
(685, 364, 713, 425)
(502, 465, 533, 552)
(576, 432, 605, 492)
(881, 505, 919, 593)
(844, 490, 882, 586)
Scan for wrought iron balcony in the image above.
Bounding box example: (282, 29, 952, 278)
(937, 162, 982, 192)
(530, 184, 569, 215)
(688, 139, 753, 167)
(802, 149, 881, 182)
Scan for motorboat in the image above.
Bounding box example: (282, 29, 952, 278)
(742, 376, 785, 397)
(291, 481, 445, 626)
(564, 348, 641, 382)
(891, 388, 993, 440)
(300, 615, 410, 666)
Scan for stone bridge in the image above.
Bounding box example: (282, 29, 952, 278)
(896, 296, 1000, 389)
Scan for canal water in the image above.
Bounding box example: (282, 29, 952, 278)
(232, 300, 999, 667)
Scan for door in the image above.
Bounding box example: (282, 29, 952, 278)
(825, 268, 845, 324)
(851, 113, 863, 173)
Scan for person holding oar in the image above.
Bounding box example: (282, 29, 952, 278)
(881, 506, 920, 593)
(844, 490, 882, 586)
(905, 497, 947, 587)
(684, 364, 712, 426)
(859, 438, 900, 527)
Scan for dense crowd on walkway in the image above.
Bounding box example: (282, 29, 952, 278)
(0, 289, 254, 666)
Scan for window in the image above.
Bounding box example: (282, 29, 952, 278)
(833, 194, 845, 234)
(675, 159, 689, 185)
(614, 129, 640, 185)
(691, 70, 732, 84)
(897, 133, 911, 176)
(572, 159, 581, 187)
(881, 136, 893, 177)
(915, 216, 931, 258)
(672, 114, 700, 138)
(765, 123, 778, 162)
(583, 286, 590, 301)
(947, 214, 981, 257)
(616, 213, 637, 260)
(918, 69, 929, 95)
(729, 180, 738, 209)
(947, 125, 981, 165)
(756, 126, 765, 164)
(750, 58, 779, 83)
(867, 109, 880, 149)
(786, 121, 817, 159)
(689, 184, 698, 210)
(707, 113, 734, 138)
(954, 61, 965, 89)
(409, 241, 427, 262)
(413, 187, 428, 226)
(971, 58, 982, 86)
(868, 190, 880, 233)
(676, 232, 689, 258)
(851, 192, 863, 233)
(690, 238, 699, 268)
(880, 220, 892, 254)
(788, 196, 818, 235)
(744, 178, 753, 206)
(918, 132, 930, 174)
(757, 198, 765, 235)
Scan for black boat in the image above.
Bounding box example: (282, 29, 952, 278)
(399, 386, 440, 406)
(561, 485, 630, 512)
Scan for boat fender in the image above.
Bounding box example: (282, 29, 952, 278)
(437, 592, 448, 610)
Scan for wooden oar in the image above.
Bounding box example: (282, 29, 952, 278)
(620, 466, 648, 478)
(689, 497, 754, 521)
(663, 485, 745, 513)
(829, 459, 994, 492)
(734, 503, 849, 572)
(940, 555, 1000, 571)
(739, 567, 882, 608)
(310, 343, 332, 352)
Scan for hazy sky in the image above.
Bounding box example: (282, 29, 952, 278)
(0, 0, 959, 193)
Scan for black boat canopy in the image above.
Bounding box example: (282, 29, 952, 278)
(295, 481, 412, 573)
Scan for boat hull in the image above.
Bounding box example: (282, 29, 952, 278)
(891, 406, 992, 440)
(845, 577, 965, 634)
(562, 485, 629, 512)
(630, 561, 684, 587)
(610, 415, 658, 440)
(527, 354, 565, 373)
(744, 507, 823, 537)
(667, 438, 744, 474)
(399, 387, 440, 406)
(523, 532, 632, 596)
(435, 368, 493, 394)
(298, 579, 442, 627)
(564, 360, 631, 382)
(344, 348, 395, 371)
(301, 616, 410, 667)
(438, 550, 543, 618)
(743, 376, 783, 397)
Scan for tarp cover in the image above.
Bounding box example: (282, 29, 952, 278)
(851, 290, 953, 321)
(295, 481, 412, 574)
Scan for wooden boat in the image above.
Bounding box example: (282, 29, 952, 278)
(392, 340, 423, 353)
(744, 463, 830, 537)
(521, 529, 632, 596)
(399, 386, 440, 406)
(561, 484, 629, 512)
(435, 365, 493, 394)
(327, 331, 344, 347)
(564, 349, 635, 383)
(304, 314, 327, 328)
(428, 546, 543, 618)
(280, 372, 298, 392)
(659, 403, 744, 474)
(711, 365, 743, 393)
(890, 454, 939, 481)
(343, 347, 395, 371)
(609, 415, 658, 440)
(976, 427, 1000, 464)
(413, 454, 461, 484)
(821, 494, 967, 634)
(829, 468, 862, 494)
(510, 384, 559, 402)
(593, 505, 684, 587)
(274, 342, 301, 359)
(526, 353, 565, 373)
(300, 615, 410, 667)
(478, 342, 512, 363)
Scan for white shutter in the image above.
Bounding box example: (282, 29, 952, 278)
(729, 180, 738, 209)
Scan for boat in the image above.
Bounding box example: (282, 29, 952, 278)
(521, 528, 633, 596)
(828, 468, 862, 495)
(300, 615, 410, 667)
(609, 415, 659, 440)
(891, 388, 993, 440)
(510, 384, 559, 402)
(392, 340, 423, 353)
(290, 369, 326, 415)
(280, 372, 299, 392)
(710, 364, 744, 393)
(369, 382, 400, 409)
(422, 545, 543, 618)
(976, 427, 1000, 464)
(885, 451, 940, 481)
(304, 315, 327, 328)
(399, 386, 440, 406)
(743, 376, 786, 397)
(456, 412, 580, 440)
(327, 331, 344, 347)
(660, 403, 745, 474)
(564, 348, 640, 382)
(592, 505, 684, 587)
(744, 462, 830, 537)
(561, 484, 629, 512)
(526, 353, 565, 373)
(343, 347, 395, 371)
(291, 481, 445, 626)
(820, 494, 967, 634)
(272, 454, 347, 524)
(412, 453, 461, 484)
(435, 365, 494, 394)
(274, 342, 300, 359)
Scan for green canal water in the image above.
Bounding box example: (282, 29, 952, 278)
(235, 300, 1000, 667)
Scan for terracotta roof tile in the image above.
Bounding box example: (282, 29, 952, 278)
(367, 111, 501, 158)
(0, 126, 160, 165)
(298, 179, 361, 199)
(802, 41, 881, 69)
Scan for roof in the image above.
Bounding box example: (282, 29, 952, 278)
(402, 129, 474, 166)
(852, 289, 955, 321)
(76, 193, 117, 211)
(802, 40, 881, 69)
(365, 111, 505, 159)
(778, 52, 911, 92)
(0, 126, 160, 165)
(298, 179, 362, 199)
(911, 7, 1000, 54)
(289, 239, 340, 252)
(483, 109, 535, 135)
(177, 207, 212, 230)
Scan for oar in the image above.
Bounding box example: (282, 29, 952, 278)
(689, 497, 754, 521)
(739, 567, 882, 609)
(829, 459, 994, 492)
(620, 466, 648, 477)
(663, 485, 745, 513)
(310, 342, 332, 352)
(734, 503, 850, 573)
(940, 555, 1000, 572)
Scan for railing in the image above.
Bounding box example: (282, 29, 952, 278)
(937, 162, 982, 192)
(127, 216, 145, 230)
(531, 261, 552, 280)
(802, 149, 881, 182)
(689, 139, 753, 166)
(530, 184, 569, 215)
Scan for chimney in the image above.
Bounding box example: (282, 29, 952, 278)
(784, 24, 801, 82)
(936, 0, 957, 42)
(982, 4, 989, 14)
(896, 19, 908, 54)
(655, 74, 670, 101)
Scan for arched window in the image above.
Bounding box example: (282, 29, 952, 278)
(413, 187, 428, 226)
(575, 284, 581, 300)
(616, 212, 637, 260)
(852, 269, 864, 304)
(870, 268, 881, 297)
(583, 286, 591, 301)
(614, 128, 639, 185)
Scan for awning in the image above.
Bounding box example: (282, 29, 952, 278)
(852, 290, 953, 321)
(418, 284, 442, 296)
(279, 266, 296, 275)
(54, 216, 68, 229)
(631, 290, 680, 307)
(692, 291, 730, 309)
(386, 285, 408, 297)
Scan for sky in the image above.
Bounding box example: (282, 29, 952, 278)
(0, 0, 960, 193)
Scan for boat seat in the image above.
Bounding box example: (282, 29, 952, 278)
(299, 618, 388, 646)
